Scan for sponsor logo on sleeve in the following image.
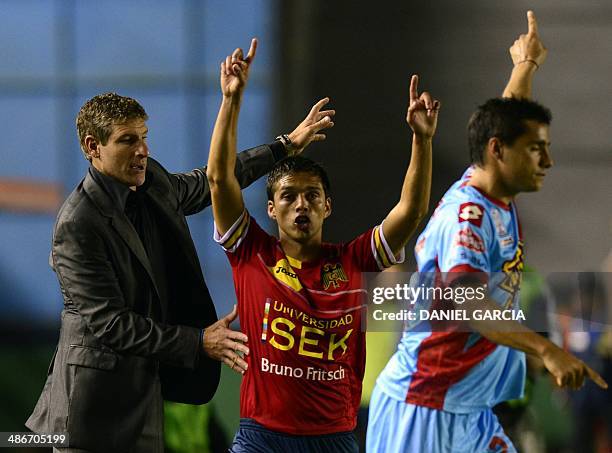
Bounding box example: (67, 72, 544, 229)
(458, 202, 484, 227)
(415, 236, 427, 254)
(454, 226, 485, 253)
(488, 436, 509, 453)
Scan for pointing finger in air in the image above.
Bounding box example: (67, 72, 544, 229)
(587, 365, 609, 389)
(245, 38, 258, 63)
(527, 10, 538, 36)
(409, 74, 419, 104)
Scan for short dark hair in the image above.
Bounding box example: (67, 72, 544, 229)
(467, 97, 552, 165)
(266, 156, 331, 200)
(76, 92, 148, 160)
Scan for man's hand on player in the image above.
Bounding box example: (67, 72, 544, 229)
(509, 10, 547, 69)
(220, 38, 258, 98)
(541, 342, 608, 390)
(203, 305, 249, 374)
(284, 98, 335, 156)
(406, 75, 440, 139)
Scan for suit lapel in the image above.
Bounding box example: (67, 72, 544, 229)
(82, 172, 161, 302)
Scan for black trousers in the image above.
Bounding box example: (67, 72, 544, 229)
(54, 377, 164, 453)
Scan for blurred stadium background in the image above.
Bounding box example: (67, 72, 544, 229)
(0, 1, 610, 452)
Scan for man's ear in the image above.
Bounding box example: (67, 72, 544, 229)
(324, 197, 332, 219)
(486, 137, 504, 162)
(84, 135, 100, 159)
(267, 200, 276, 220)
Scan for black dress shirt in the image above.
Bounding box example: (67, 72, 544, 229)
(89, 165, 167, 320)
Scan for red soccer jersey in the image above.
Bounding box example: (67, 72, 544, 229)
(215, 211, 402, 435)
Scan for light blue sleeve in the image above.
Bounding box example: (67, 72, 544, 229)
(436, 202, 494, 273)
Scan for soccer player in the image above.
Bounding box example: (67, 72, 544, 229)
(206, 38, 440, 451)
(367, 11, 608, 453)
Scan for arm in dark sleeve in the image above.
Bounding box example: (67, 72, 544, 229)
(53, 218, 201, 369)
(172, 141, 286, 215)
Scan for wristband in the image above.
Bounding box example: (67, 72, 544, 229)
(517, 59, 539, 70)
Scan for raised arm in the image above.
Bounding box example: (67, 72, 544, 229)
(176, 98, 335, 216)
(502, 10, 547, 99)
(382, 75, 440, 255)
(207, 39, 258, 235)
(206, 39, 335, 234)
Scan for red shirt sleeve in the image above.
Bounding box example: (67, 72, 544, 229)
(214, 211, 275, 266)
(344, 223, 405, 272)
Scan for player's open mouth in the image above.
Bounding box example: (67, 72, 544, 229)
(130, 163, 146, 172)
(294, 215, 310, 231)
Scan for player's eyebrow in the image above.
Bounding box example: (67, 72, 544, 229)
(280, 184, 322, 192)
(116, 129, 148, 140)
(530, 139, 550, 146)
(116, 126, 148, 136)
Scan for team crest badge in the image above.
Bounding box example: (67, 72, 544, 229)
(322, 263, 349, 290)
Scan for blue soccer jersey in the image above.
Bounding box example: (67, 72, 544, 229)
(376, 167, 526, 413)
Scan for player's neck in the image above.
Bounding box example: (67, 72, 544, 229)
(279, 235, 323, 263)
(468, 167, 515, 205)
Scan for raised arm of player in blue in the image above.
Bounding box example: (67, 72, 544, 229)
(502, 10, 547, 99)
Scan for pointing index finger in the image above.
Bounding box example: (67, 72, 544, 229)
(245, 38, 258, 63)
(527, 10, 538, 36)
(410, 75, 419, 103)
(587, 365, 608, 389)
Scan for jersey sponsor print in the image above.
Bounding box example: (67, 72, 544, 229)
(215, 211, 403, 434)
(377, 167, 526, 413)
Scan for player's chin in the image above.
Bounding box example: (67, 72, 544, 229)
(132, 174, 147, 187)
(524, 179, 544, 192)
(294, 231, 313, 242)
(291, 229, 313, 243)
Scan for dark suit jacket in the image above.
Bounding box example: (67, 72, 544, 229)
(26, 144, 282, 452)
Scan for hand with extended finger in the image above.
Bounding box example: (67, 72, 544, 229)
(284, 97, 335, 156)
(220, 38, 258, 98)
(202, 305, 249, 374)
(406, 75, 440, 139)
(541, 342, 608, 390)
(509, 10, 547, 69)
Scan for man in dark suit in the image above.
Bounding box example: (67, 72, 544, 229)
(25, 45, 335, 452)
